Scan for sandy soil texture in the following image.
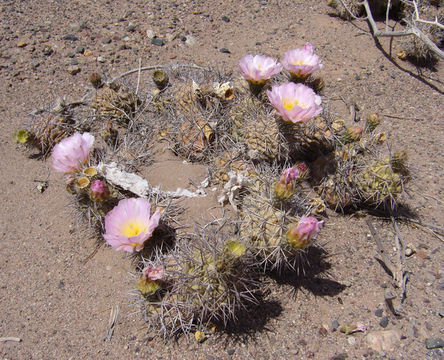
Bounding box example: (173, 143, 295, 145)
(0, 1, 443, 359)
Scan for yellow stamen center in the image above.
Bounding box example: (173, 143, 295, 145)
(291, 59, 306, 66)
(121, 221, 145, 237)
(282, 97, 306, 111)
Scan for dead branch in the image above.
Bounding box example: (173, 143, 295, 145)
(335, 0, 444, 60)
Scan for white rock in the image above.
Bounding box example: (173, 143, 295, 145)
(365, 330, 401, 352)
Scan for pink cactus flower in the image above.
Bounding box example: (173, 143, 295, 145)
(51, 132, 95, 173)
(286, 216, 324, 249)
(89, 180, 110, 202)
(103, 198, 161, 252)
(267, 82, 322, 123)
(281, 167, 300, 185)
(142, 266, 164, 281)
(238, 54, 282, 84)
(282, 43, 323, 78)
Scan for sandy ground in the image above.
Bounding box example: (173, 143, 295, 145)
(0, 1, 443, 359)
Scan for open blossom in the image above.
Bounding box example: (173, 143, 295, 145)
(142, 266, 164, 281)
(238, 54, 282, 84)
(267, 82, 322, 123)
(51, 132, 95, 173)
(286, 216, 324, 249)
(282, 43, 322, 78)
(103, 198, 161, 252)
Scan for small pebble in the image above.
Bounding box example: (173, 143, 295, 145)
(379, 317, 389, 328)
(331, 354, 347, 360)
(220, 48, 230, 54)
(227, 348, 235, 355)
(97, 56, 106, 63)
(151, 37, 164, 46)
(179, 35, 187, 42)
(67, 65, 80, 75)
(439, 310, 444, 318)
(221, 16, 230, 22)
(76, 46, 85, 54)
(67, 52, 75, 58)
(375, 309, 383, 317)
(63, 34, 79, 41)
(70, 59, 79, 65)
(347, 337, 356, 345)
(17, 41, 27, 48)
(127, 23, 137, 32)
(405, 247, 414, 257)
(332, 320, 340, 331)
(425, 338, 444, 349)
(185, 35, 196, 46)
(102, 37, 112, 44)
(146, 30, 155, 39)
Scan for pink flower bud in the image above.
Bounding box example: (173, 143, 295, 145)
(89, 180, 110, 202)
(280, 167, 300, 185)
(142, 266, 164, 281)
(286, 216, 324, 249)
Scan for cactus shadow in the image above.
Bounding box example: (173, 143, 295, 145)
(221, 297, 283, 340)
(268, 246, 347, 298)
(130, 222, 177, 263)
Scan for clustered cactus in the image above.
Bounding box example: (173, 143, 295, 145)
(15, 41, 411, 339)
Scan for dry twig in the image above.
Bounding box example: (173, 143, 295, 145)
(335, 0, 444, 60)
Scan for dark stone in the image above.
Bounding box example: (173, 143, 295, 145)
(219, 48, 230, 54)
(332, 320, 339, 331)
(62, 34, 78, 41)
(68, 52, 75, 58)
(102, 37, 112, 44)
(71, 59, 79, 65)
(180, 35, 186, 42)
(221, 16, 230, 22)
(227, 348, 235, 355)
(151, 37, 164, 46)
(255, 41, 262, 45)
(331, 354, 347, 360)
(379, 317, 389, 328)
(58, 281, 65, 289)
(76, 46, 85, 54)
(375, 309, 383, 317)
(425, 338, 444, 349)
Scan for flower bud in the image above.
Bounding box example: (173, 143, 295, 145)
(142, 266, 164, 281)
(366, 113, 382, 132)
(89, 72, 103, 89)
(286, 216, 324, 249)
(340, 125, 363, 144)
(89, 180, 110, 202)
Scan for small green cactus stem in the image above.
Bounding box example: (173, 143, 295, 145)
(14, 129, 30, 144)
(152, 70, 169, 90)
(340, 125, 363, 144)
(366, 113, 382, 132)
(137, 277, 161, 296)
(89, 72, 103, 89)
(390, 150, 409, 176)
(357, 158, 404, 205)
